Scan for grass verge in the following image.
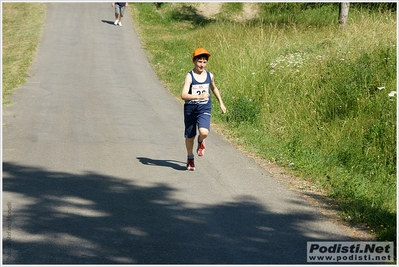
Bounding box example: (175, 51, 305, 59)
(129, 3, 396, 241)
(2, 3, 46, 105)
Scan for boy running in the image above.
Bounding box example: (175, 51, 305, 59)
(181, 48, 227, 171)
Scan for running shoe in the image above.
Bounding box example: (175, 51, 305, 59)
(197, 140, 206, 157)
(187, 158, 195, 171)
(118, 21, 123, 26)
(114, 19, 119, 25)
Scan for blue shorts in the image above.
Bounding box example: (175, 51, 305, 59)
(184, 104, 211, 138)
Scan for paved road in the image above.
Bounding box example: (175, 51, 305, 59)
(2, 3, 353, 264)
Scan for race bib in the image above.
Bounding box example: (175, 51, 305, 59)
(191, 84, 209, 96)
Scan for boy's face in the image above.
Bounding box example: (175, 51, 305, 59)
(193, 57, 208, 72)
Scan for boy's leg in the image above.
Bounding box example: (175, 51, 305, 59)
(185, 137, 195, 156)
(197, 128, 207, 156)
(184, 105, 197, 153)
(185, 137, 195, 171)
(184, 105, 197, 170)
(198, 127, 209, 142)
(197, 112, 211, 156)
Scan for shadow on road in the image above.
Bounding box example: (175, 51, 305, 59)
(137, 157, 187, 171)
(101, 19, 116, 25)
(3, 161, 350, 264)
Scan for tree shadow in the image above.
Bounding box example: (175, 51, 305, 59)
(3, 161, 351, 264)
(170, 4, 215, 26)
(137, 157, 187, 171)
(154, 2, 163, 9)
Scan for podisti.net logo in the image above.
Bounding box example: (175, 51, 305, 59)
(307, 241, 394, 263)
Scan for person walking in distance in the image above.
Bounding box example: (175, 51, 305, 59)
(181, 48, 227, 171)
(111, 2, 128, 26)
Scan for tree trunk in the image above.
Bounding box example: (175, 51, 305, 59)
(338, 2, 350, 27)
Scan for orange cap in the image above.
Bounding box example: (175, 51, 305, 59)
(192, 47, 211, 59)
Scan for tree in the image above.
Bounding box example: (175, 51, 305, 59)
(338, 2, 350, 27)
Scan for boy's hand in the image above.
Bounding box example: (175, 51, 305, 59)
(199, 92, 210, 100)
(220, 103, 227, 114)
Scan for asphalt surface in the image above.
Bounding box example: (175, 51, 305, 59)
(2, 3, 353, 264)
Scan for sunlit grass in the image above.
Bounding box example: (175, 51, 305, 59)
(2, 3, 46, 105)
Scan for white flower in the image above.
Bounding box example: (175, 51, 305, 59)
(388, 91, 396, 97)
(377, 86, 385, 90)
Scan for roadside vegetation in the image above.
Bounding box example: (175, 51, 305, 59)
(2, 3, 46, 105)
(129, 3, 396, 241)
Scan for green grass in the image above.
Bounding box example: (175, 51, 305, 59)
(129, 3, 396, 241)
(2, 3, 46, 105)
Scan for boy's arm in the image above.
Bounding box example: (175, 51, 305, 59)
(181, 73, 210, 101)
(210, 75, 227, 114)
